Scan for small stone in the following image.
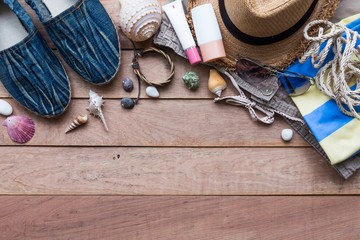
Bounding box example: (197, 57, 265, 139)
(0, 99, 13, 116)
(281, 129, 293, 142)
(122, 77, 134, 92)
(182, 71, 199, 90)
(146, 86, 159, 98)
(121, 98, 135, 109)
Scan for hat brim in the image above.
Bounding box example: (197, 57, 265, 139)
(188, 0, 340, 68)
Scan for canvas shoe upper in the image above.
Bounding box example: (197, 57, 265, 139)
(26, 0, 121, 85)
(0, 0, 71, 117)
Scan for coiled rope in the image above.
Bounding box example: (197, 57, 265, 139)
(300, 20, 360, 119)
(132, 48, 175, 87)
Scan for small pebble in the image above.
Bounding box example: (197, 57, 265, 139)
(0, 99, 13, 116)
(122, 77, 134, 92)
(146, 86, 159, 98)
(121, 98, 135, 109)
(281, 129, 293, 142)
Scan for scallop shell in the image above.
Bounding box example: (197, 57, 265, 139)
(65, 115, 88, 134)
(2, 115, 35, 143)
(119, 0, 162, 42)
(87, 90, 108, 131)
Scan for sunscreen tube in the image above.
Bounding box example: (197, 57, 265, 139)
(191, 4, 226, 62)
(163, 0, 201, 65)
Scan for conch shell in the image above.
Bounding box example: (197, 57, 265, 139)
(119, 0, 162, 42)
(65, 115, 88, 134)
(87, 90, 108, 131)
(208, 69, 227, 97)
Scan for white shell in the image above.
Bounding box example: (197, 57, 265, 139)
(0, 99, 13, 116)
(281, 129, 293, 142)
(87, 90, 108, 131)
(65, 115, 88, 134)
(146, 86, 159, 98)
(119, 0, 162, 42)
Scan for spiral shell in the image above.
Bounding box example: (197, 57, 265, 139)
(208, 69, 227, 97)
(87, 90, 108, 131)
(65, 115, 88, 134)
(119, 0, 162, 42)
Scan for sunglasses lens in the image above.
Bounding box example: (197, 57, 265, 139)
(236, 58, 273, 83)
(281, 76, 312, 97)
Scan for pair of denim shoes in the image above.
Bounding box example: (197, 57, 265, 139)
(0, 0, 120, 117)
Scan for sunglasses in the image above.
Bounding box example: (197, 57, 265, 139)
(235, 55, 314, 96)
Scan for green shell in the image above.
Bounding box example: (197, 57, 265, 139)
(182, 71, 199, 90)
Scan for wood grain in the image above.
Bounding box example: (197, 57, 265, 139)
(3, 0, 359, 237)
(0, 99, 308, 146)
(0, 51, 237, 99)
(1, 196, 360, 240)
(0, 147, 356, 195)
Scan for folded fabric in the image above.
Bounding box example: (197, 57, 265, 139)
(283, 14, 360, 165)
(154, 0, 360, 179)
(26, 0, 121, 85)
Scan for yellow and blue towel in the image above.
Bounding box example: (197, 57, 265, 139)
(283, 14, 360, 165)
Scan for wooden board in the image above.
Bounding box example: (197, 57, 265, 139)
(0, 99, 308, 146)
(2, 0, 359, 238)
(1, 196, 360, 240)
(0, 147, 356, 195)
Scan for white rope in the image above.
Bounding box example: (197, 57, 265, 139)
(214, 71, 305, 125)
(300, 20, 360, 119)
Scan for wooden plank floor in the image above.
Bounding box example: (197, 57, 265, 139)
(1, 0, 360, 239)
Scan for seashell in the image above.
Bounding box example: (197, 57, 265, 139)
(0, 99, 13, 116)
(146, 86, 159, 98)
(122, 77, 134, 92)
(119, 0, 162, 42)
(121, 98, 135, 109)
(208, 69, 227, 97)
(2, 115, 35, 143)
(87, 90, 108, 131)
(65, 115, 88, 134)
(182, 71, 199, 90)
(281, 129, 293, 142)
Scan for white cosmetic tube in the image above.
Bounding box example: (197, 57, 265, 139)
(191, 4, 226, 62)
(163, 0, 201, 65)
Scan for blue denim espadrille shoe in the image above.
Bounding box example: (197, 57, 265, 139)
(26, 0, 121, 85)
(0, 0, 71, 117)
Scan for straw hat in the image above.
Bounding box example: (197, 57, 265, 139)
(188, 0, 340, 68)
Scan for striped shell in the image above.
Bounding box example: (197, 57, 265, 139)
(65, 115, 88, 134)
(2, 115, 35, 143)
(119, 0, 162, 42)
